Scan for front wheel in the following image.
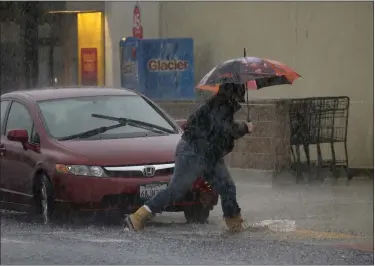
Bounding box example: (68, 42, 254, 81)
(184, 204, 210, 224)
(35, 175, 55, 225)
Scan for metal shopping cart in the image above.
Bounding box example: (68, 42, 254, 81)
(289, 96, 350, 182)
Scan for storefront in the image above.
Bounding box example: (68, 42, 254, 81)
(0, 2, 106, 90)
(40, 1, 105, 87)
(0, 1, 372, 169)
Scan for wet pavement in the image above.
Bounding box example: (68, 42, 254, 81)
(1, 169, 374, 264)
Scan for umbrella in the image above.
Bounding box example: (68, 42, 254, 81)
(196, 49, 301, 121)
(197, 56, 301, 93)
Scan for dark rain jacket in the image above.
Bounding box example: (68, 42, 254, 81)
(181, 95, 249, 164)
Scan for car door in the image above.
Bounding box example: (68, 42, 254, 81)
(1, 100, 37, 205)
(0, 99, 11, 202)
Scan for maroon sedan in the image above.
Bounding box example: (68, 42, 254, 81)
(0, 88, 218, 224)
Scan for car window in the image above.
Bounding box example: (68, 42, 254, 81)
(30, 124, 40, 144)
(6, 101, 33, 140)
(37, 95, 177, 140)
(0, 100, 9, 135)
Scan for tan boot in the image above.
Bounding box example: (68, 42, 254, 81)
(224, 214, 248, 233)
(124, 206, 154, 231)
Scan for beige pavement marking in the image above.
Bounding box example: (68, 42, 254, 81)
(335, 243, 374, 252)
(291, 229, 361, 240)
(253, 219, 366, 240)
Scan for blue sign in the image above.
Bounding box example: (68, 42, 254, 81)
(120, 37, 140, 92)
(120, 37, 195, 100)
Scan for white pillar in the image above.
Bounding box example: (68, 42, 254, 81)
(104, 1, 160, 88)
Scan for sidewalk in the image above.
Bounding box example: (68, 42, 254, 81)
(157, 168, 373, 243)
(219, 168, 374, 245)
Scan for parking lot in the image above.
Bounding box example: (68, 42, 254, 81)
(1, 169, 373, 264)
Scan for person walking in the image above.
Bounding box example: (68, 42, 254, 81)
(124, 83, 254, 232)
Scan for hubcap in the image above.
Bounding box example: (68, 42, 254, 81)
(41, 183, 48, 224)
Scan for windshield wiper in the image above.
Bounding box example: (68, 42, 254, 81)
(91, 113, 176, 134)
(58, 122, 130, 141)
(58, 114, 175, 141)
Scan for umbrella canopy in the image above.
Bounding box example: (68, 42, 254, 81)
(197, 57, 301, 93)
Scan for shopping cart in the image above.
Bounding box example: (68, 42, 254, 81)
(289, 96, 350, 182)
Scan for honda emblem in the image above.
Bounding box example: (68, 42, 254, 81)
(143, 166, 156, 177)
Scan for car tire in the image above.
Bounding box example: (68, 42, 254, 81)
(184, 204, 210, 224)
(36, 174, 55, 225)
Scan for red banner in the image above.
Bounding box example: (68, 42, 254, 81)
(81, 48, 98, 86)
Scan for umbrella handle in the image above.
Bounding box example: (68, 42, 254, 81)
(243, 48, 251, 122)
(246, 90, 251, 122)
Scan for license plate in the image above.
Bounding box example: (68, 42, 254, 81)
(139, 183, 168, 200)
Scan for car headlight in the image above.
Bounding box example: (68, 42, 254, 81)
(55, 164, 107, 177)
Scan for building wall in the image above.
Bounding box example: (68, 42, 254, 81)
(104, 1, 160, 88)
(65, 1, 104, 13)
(159, 1, 373, 168)
(101, 1, 373, 168)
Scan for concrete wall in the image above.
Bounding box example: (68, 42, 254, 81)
(65, 1, 104, 13)
(98, 1, 372, 169)
(104, 1, 160, 88)
(159, 2, 373, 168)
(158, 100, 291, 171)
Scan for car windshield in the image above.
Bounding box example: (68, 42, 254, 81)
(37, 95, 177, 140)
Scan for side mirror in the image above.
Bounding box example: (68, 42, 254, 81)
(175, 119, 187, 130)
(7, 129, 29, 143)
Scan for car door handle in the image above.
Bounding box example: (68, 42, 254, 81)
(0, 147, 6, 156)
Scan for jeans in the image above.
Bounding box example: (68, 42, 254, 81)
(204, 158, 241, 218)
(146, 139, 241, 218)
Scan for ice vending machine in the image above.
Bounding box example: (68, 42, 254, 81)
(120, 37, 195, 100)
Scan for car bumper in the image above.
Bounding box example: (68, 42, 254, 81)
(52, 173, 218, 211)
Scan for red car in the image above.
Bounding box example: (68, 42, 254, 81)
(0, 88, 218, 224)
